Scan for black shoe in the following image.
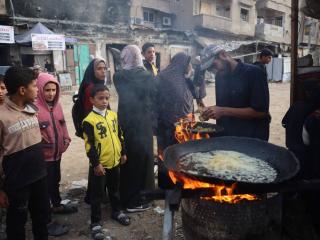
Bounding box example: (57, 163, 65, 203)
(126, 203, 151, 213)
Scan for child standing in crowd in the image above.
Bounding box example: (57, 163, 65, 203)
(0, 67, 49, 240)
(35, 73, 77, 236)
(82, 85, 130, 240)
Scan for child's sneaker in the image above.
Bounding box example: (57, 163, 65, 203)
(126, 203, 151, 213)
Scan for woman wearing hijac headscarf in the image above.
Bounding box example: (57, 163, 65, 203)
(113, 45, 155, 212)
(156, 52, 194, 152)
(155, 52, 194, 188)
(72, 58, 108, 138)
(78, 58, 108, 115)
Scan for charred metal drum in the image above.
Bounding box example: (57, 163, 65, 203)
(181, 193, 282, 240)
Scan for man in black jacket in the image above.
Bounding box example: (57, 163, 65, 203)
(200, 45, 271, 141)
(253, 48, 273, 80)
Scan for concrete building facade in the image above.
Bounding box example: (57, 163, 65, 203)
(255, 0, 292, 44)
(255, 0, 320, 52)
(1, 0, 320, 85)
(1, 0, 193, 84)
(129, 0, 193, 69)
(171, 0, 257, 37)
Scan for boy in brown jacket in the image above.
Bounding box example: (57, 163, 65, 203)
(0, 67, 49, 240)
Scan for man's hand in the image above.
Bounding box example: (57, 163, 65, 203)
(0, 190, 9, 208)
(201, 106, 267, 120)
(201, 106, 225, 120)
(94, 164, 105, 176)
(121, 155, 127, 165)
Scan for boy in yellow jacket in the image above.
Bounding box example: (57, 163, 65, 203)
(82, 85, 130, 239)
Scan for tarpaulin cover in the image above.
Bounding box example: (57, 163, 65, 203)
(15, 22, 54, 44)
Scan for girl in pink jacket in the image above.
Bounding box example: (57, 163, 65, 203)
(35, 73, 75, 215)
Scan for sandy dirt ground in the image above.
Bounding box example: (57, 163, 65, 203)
(25, 82, 291, 240)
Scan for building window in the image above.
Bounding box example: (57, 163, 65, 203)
(273, 17, 283, 27)
(143, 10, 155, 23)
(216, 4, 231, 18)
(163, 17, 172, 26)
(305, 25, 311, 35)
(240, 8, 249, 22)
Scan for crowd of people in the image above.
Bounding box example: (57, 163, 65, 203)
(0, 42, 319, 240)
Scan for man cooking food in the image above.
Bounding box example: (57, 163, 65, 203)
(200, 45, 271, 141)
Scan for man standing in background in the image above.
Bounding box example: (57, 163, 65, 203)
(142, 43, 158, 77)
(253, 48, 274, 80)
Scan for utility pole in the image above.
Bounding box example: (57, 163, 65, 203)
(290, 0, 299, 104)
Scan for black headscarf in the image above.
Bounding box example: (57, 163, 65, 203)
(156, 52, 194, 125)
(78, 58, 106, 103)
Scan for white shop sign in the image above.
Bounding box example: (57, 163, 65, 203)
(0, 25, 14, 44)
(31, 34, 65, 51)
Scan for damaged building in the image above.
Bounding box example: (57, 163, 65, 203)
(0, 0, 11, 65)
(1, 0, 320, 84)
(1, 0, 192, 85)
(169, 0, 263, 62)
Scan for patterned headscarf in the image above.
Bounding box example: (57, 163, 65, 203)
(120, 45, 144, 70)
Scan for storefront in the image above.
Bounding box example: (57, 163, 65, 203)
(0, 24, 14, 65)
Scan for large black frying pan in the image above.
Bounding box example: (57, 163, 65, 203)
(164, 136, 300, 186)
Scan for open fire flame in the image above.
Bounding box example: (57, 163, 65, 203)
(164, 114, 258, 204)
(175, 114, 209, 143)
(168, 171, 258, 204)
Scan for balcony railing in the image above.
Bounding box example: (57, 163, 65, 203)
(194, 14, 232, 33)
(255, 23, 284, 42)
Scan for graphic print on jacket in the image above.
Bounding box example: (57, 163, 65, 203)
(83, 110, 123, 169)
(96, 122, 107, 139)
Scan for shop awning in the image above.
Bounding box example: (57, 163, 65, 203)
(194, 36, 257, 51)
(15, 22, 54, 44)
